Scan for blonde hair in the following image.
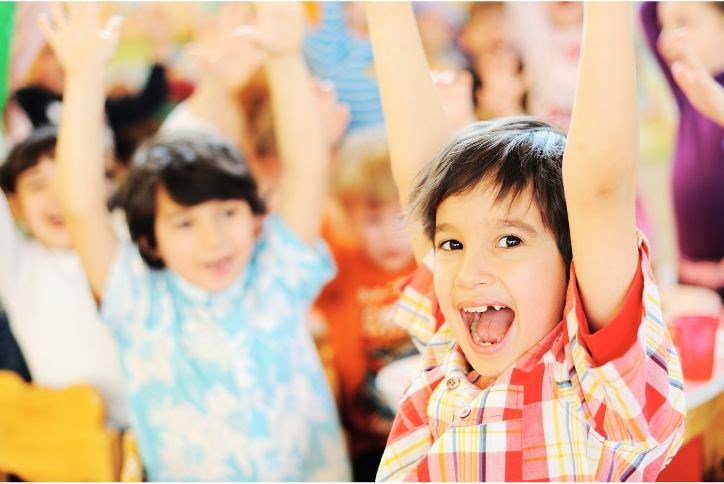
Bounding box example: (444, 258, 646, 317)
(334, 125, 398, 206)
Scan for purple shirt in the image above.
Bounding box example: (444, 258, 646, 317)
(641, 2, 724, 263)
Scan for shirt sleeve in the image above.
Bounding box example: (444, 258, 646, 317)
(248, 213, 336, 316)
(563, 232, 686, 466)
(99, 240, 154, 343)
(391, 252, 445, 351)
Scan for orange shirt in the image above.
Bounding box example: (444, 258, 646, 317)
(315, 229, 417, 415)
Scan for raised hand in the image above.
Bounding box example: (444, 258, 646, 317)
(314, 80, 350, 148)
(38, 3, 122, 76)
(431, 69, 476, 132)
(670, 28, 724, 126)
(254, 2, 305, 58)
(186, 3, 266, 92)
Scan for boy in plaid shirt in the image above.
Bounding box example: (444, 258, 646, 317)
(367, 2, 686, 481)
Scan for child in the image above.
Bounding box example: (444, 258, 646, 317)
(640, 2, 724, 299)
(41, 3, 350, 481)
(367, 2, 685, 480)
(457, 2, 527, 121)
(505, 2, 583, 131)
(0, 125, 130, 428)
(315, 125, 417, 481)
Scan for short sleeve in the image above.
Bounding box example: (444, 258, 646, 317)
(563, 232, 686, 453)
(390, 253, 444, 351)
(99, 241, 154, 342)
(247, 213, 335, 308)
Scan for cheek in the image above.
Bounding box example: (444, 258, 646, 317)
(19, 195, 46, 220)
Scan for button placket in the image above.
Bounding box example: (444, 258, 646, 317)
(458, 405, 472, 418)
(446, 377, 460, 390)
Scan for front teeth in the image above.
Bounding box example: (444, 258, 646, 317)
(462, 304, 506, 313)
(463, 306, 489, 313)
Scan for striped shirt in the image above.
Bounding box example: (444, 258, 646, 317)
(377, 234, 686, 481)
(304, 2, 384, 132)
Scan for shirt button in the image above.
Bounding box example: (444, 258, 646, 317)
(458, 406, 472, 418)
(446, 377, 460, 390)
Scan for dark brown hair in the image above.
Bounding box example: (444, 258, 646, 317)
(409, 116, 572, 265)
(0, 125, 57, 193)
(121, 133, 266, 269)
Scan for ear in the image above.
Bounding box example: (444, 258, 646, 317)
(254, 215, 264, 239)
(138, 236, 162, 262)
(5, 193, 25, 223)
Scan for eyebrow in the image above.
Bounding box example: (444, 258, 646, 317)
(495, 219, 538, 237)
(434, 219, 539, 237)
(159, 208, 190, 221)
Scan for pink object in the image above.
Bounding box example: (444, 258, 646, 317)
(670, 315, 719, 381)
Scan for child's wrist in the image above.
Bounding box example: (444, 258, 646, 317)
(265, 52, 302, 64)
(64, 68, 107, 86)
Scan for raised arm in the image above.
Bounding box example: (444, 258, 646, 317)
(669, 28, 724, 127)
(39, 3, 122, 297)
(366, 2, 452, 264)
(562, 3, 639, 330)
(258, 2, 329, 245)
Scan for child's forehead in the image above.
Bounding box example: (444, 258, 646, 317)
(18, 155, 56, 179)
(155, 186, 250, 214)
(438, 181, 542, 222)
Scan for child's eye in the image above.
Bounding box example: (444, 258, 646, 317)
(175, 220, 193, 229)
(496, 235, 521, 248)
(439, 239, 463, 251)
(222, 207, 238, 218)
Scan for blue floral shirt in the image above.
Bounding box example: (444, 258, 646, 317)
(101, 214, 351, 481)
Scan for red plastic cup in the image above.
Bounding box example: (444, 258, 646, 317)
(670, 315, 719, 381)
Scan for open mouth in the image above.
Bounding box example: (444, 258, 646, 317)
(203, 255, 234, 275)
(47, 213, 65, 227)
(460, 304, 515, 348)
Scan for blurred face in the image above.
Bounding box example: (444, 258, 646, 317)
(460, 6, 514, 59)
(154, 187, 260, 292)
(416, 8, 454, 57)
(658, 2, 724, 74)
(8, 157, 71, 249)
(433, 182, 567, 377)
(347, 199, 414, 273)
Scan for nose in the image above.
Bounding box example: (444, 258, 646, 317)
(454, 247, 496, 289)
(199, 219, 224, 249)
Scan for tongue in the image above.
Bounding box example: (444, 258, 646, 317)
(473, 308, 514, 342)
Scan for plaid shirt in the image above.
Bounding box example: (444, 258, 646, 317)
(378, 235, 686, 481)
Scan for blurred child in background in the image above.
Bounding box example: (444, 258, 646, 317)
(641, 2, 724, 299)
(457, 2, 527, 120)
(0, 126, 130, 428)
(315, 125, 416, 481)
(43, 2, 349, 480)
(505, 2, 582, 131)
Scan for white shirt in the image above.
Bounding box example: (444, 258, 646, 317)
(0, 193, 130, 428)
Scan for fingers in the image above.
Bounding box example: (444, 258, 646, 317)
(37, 14, 59, 50)
(49, 2, 67, 30)
(104, 15, 124, 36)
